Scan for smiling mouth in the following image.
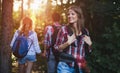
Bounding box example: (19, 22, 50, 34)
(68, 18, 72, 21)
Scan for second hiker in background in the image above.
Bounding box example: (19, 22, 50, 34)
(42, 12, 62, 73)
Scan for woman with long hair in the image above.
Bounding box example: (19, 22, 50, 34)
(54, 5, 92, 73)
(10, 17, 41, 73)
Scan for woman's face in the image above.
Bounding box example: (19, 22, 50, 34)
(67, 9, 78, 24)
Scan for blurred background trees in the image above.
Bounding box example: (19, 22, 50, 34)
(0, 0, 120, 73)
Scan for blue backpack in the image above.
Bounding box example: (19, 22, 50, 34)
(12, 31, 33, 58)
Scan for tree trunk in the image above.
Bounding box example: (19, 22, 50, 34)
(0, 0, 2, 72)
(0, 0, 13, 73)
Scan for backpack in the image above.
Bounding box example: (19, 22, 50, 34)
(48, 25, 61, 62)
(12, 31, 33, 58)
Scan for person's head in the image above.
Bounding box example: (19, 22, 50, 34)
(67, 5, 84, 31)
(52, 12, 60, 22)
(19, 16, 33, 36)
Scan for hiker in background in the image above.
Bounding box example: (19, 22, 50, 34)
(54, 5, 92, 73)
(10, 16, 41, 73)
(42, 12, 62, 73)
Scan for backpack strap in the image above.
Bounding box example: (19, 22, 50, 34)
(28, 39, 33, 51)
(66, 25, 73, 36)
(27, 31, 34, 50)
(51, 25, 62, 46)
(47, 25, 61, 60)
(82, 28, 91, 56)
(82, 28, 89, 36)
(51, 25, 58, 45)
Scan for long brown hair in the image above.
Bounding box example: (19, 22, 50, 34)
(68, 5, 84, 33)
(19, 17, 33, 36)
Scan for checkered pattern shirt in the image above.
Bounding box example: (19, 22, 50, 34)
(54, 26, 92, 68)
(44, 23, 61, 58)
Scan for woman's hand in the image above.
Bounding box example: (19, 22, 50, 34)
(58, 34, 76, 50)
(67, 34, 76, 45)
(42, 52, 46, 57)
(83, 35, 92, 46)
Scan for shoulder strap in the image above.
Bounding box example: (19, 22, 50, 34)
(27, 31, 34, 50)
(82, 28, 89, 36)
(28, 40, 33, 50)
(66, 25, 73, 36)
(51, 25, 61, 46)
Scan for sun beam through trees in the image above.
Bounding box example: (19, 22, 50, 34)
(13, 0, 76, 44)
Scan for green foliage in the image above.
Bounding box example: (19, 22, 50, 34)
(84, 0, 120, 73)
(102, 23, 120, 72)
(89, 23, 120, 73)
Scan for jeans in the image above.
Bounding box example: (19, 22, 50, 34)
(57, 62, 83, 73)
(47, 54, 57, 73)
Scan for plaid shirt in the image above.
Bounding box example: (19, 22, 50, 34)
(44, 23, 61, 58)
(54, 26, 92, 68)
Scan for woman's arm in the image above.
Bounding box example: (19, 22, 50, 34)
(33, 32, 41, 54)
(42, 26, 52, 57)
(54, 26, 76, 51)
(83, 35, 92, 46)
(58, 34, 76, 50)
(83, 35, 92, 53)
